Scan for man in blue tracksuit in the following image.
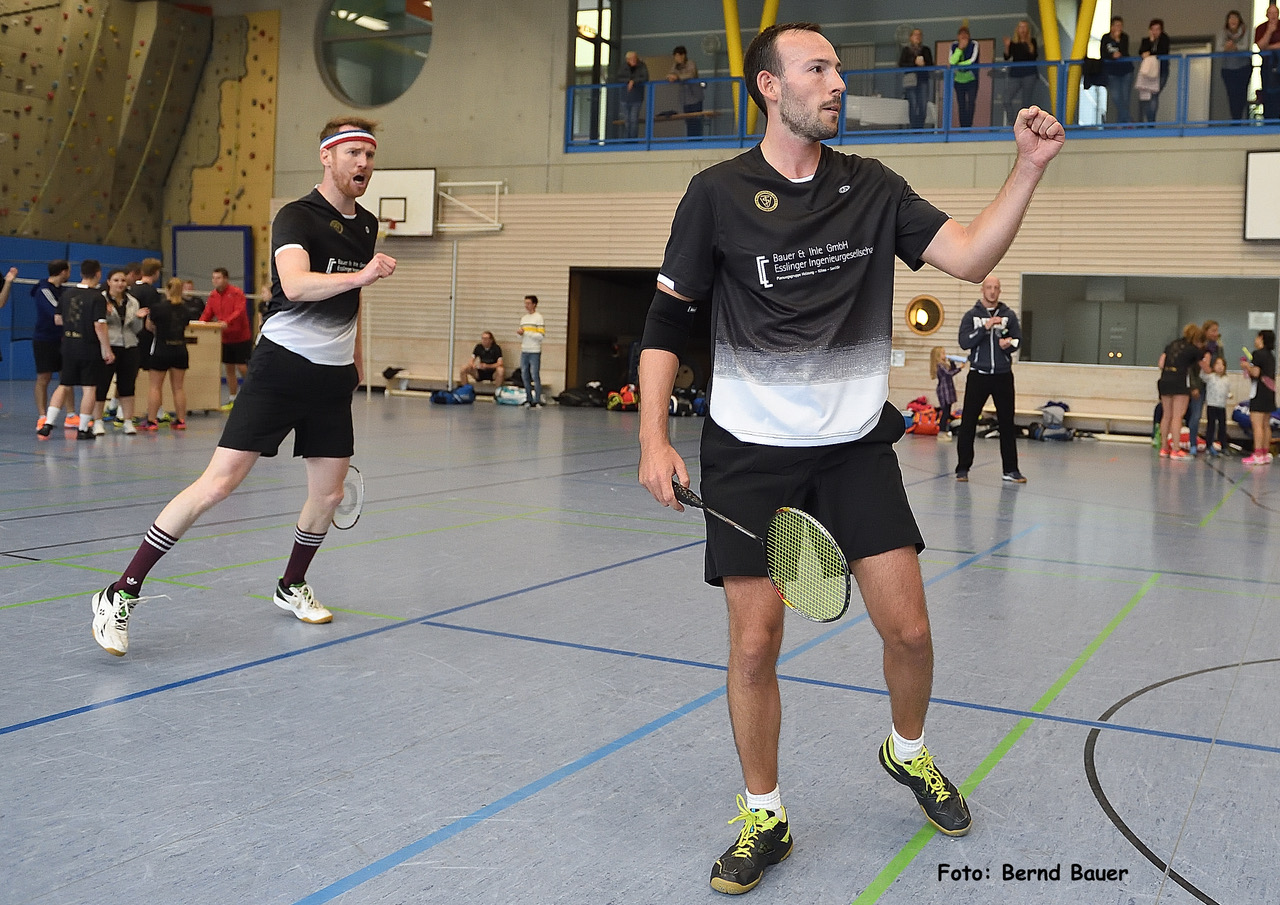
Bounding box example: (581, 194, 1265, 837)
(954, 274, 1026, 483)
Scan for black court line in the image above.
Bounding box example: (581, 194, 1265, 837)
(1084, 658, 1280, 905)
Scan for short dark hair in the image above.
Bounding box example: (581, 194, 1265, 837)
(744, 22, 824, 114)
(106, 267, 128, 281)
(80, 259, 101, 279)
(525, 294, 538, 305)
(1261, 329, 1277, 351)
(1149, 18, 1164, 29)
(48, 260, 69, 277)
(213, 267, 230, 278)
(124, 262, 141, 276)
(673, 45, 687, 55)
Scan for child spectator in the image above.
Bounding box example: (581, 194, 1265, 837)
(1241, 329, 1276, 465)
(1202, 356, 1232, 456)
(930, 346, 965, 429)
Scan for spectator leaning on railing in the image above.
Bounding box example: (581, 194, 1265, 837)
(1257, 3, 1280, 120)
(950, 26, 981, 127)
(898, 28, 934, 129)
(1218, 10, 1252, 121)
(1101, 16, 1134, 123)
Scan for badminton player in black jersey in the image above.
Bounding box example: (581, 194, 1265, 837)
(638, 23, 1063, 895)
(91, 116, 396, 656)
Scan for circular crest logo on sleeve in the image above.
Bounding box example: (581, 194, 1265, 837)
(754, 190, 779, 212)
(329, 219, 345, 235)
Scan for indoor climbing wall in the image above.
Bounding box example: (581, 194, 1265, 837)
(167, 10, 279, 294)
(0, 0, 211, 247)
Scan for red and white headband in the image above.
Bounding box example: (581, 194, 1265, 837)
(320, 130, 376, 151)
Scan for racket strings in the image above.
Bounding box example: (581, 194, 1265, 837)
(766, 509, 847, 622)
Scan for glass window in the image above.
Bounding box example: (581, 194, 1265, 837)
(319, 0, 433, 107)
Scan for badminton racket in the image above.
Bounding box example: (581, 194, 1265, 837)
(670, 477, 850, 623)
(332, 465, 364, 530)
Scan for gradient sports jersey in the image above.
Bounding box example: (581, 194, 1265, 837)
(264, 188, 378, 366)
(657, 144, 948, 446)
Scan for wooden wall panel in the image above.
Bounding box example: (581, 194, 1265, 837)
(354, 184, 1274, 419)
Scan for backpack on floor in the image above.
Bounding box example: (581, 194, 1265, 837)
(494, 385, 525, 405)
(431, 384, 476, 405)
(906, 406, 940, 435)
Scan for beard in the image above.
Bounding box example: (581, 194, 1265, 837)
(777, 85, 839, 142)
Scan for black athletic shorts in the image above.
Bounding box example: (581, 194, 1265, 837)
(137, 329, 154, 370)
(476, 367, 497, 382)
(699, 405, 923, 586)
(149, 341, 189, 372)
(60, 355, 103, 388)
(217, 336, 358, 459)
(1250, 387, 1277, 413)
(221, 339, 253, 365)
(33, 340, 62, 374)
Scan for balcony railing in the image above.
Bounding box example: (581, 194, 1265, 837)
(565, 51, 1280, 152)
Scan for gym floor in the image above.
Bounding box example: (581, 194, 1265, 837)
(2, 383, 1276, 905)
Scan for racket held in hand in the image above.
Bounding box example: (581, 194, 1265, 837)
(332, 464, 364, 530)
(670, 477, 850, 623)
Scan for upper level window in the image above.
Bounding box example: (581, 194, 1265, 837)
(319, 0, 432, 107)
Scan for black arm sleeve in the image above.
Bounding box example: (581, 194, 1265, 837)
(640, 289, 700, 355)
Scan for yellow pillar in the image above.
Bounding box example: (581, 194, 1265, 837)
(1064, 0, 1099, 123)
(745, 0, 780, 135)
(1037, 0, 1062, 112)
(723, 0, 744, 129)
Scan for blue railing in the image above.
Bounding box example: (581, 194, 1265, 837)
(565, 51, 1280, 152)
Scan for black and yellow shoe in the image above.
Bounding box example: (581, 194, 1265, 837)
(709, 795, 793, 895)
(878, 737, 972, 836)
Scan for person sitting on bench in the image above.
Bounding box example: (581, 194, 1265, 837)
(460, 331, 505, 387)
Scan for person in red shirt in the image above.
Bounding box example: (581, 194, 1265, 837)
(199, 267, 252, 408)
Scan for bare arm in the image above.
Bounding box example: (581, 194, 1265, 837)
(275, 247, 396, 302)
(920, 106, 1064, 282)
(95, 321, 115, 365)
(637, 284, 692, 509)
(0, 267, 16, 309)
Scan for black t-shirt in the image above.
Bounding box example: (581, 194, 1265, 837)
(149, 299, 193, 346)
(263, 188, 378, 366)
(59, 285, 107, 360)
(473, 342, 503, 366)
(654, 143, 948, 446)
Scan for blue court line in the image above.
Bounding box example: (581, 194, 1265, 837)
(286, 531, 1047, 904)
(291, 685, 730, 905)
(0, 542, 704, 737)
(414, 619, 1280, 757)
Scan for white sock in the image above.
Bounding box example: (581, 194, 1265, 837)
(45, 406, 60, 423)
(892, 726, 924, 762)
(746, 785, 783, 814)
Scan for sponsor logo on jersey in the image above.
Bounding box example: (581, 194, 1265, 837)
(329, 219, 345, 235)
(754, 190, 779, 212)
(839, 185, 851, 193)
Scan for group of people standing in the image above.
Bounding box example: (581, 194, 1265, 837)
(1156, 320, 1276, 464)
(898, 21, 1039, 130)
(30, 259, 251, 439)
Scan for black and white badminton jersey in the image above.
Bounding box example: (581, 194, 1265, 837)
(656, 144, 948, 446)
(263, 188, 378, 366)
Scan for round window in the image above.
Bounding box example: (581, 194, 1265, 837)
(318, 0, 433, 107)
(905, 295, 944, 336)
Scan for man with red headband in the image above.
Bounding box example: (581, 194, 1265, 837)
(90, 117, 397, 656)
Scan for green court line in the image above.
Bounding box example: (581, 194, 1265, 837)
(850, 572, 1161, 905)
(1199, 484, 1237, 527)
